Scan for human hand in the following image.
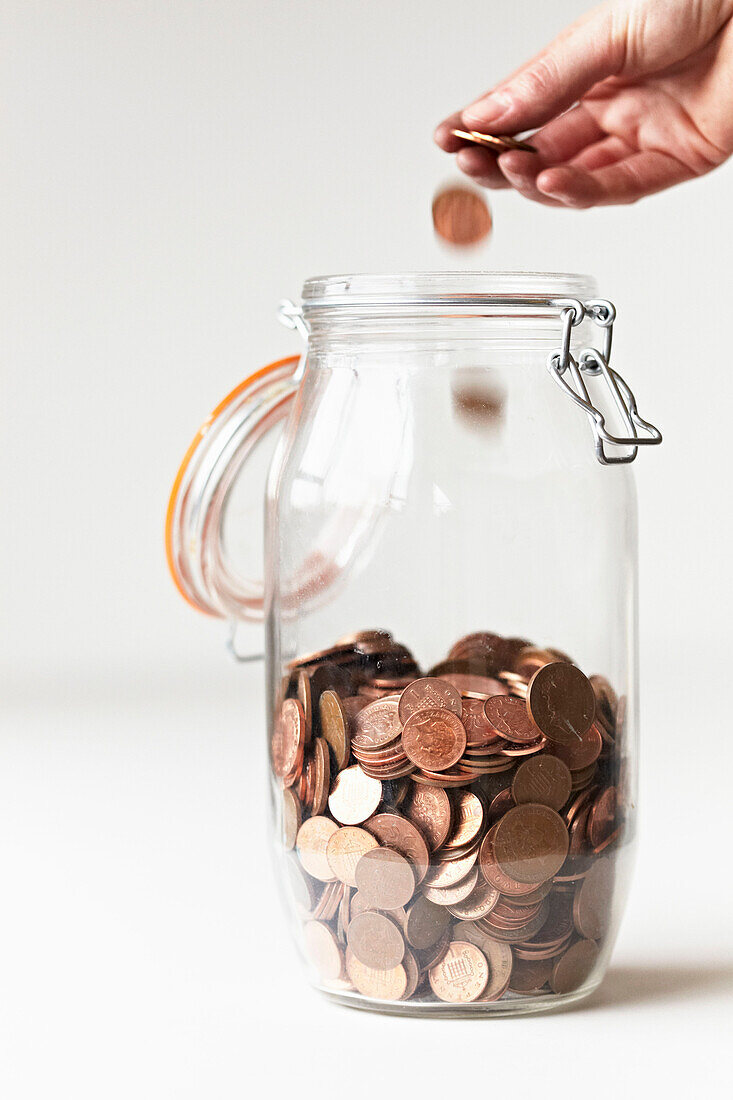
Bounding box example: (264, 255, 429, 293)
(435, 0, 733, 207)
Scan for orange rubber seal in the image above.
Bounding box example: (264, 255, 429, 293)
(165, 355, 300, 615)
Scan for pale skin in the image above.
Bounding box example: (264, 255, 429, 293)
(434, 0, 733, 207)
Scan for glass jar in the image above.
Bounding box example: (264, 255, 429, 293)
(166, 272, 661, 1017)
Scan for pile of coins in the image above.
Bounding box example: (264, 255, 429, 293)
(273, 629, 626, 1007)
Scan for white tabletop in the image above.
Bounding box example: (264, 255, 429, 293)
(1, 662, 730, 1100)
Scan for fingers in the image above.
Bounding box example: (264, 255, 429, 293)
(434, 112, 472, 153)
(529, 105, 605, 165)
(453, 7, 624, 136)
(568, 135, 633, 171)
(434, 110, 509, 188)
(455, 146, 510, 189)
(487, 106, 607, 202)
(535, 150, 695, 207)
(441, 105, 606, 200)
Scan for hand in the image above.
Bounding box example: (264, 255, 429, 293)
(435, 0, 733, 207)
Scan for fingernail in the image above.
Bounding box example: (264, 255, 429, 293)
(462, 91, 512, 128)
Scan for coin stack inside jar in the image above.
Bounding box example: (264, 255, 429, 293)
(272, 630, 625, 1006)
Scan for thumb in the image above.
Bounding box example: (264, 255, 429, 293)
(462, 7, 625, 133)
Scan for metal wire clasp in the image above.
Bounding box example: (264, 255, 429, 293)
(548, 298, 662, 465)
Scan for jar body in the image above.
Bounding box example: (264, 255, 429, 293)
(264, 276, 637, 1016)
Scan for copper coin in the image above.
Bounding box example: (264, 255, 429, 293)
(570, 761, 599, 789)
(303, 920, 344, 981)
(449, 127, 538, 154)
(337, 628, 393, 648)
(325, 826, 379, 887)
(364, 812, 430, 884)
(424, 845, 479, 888)
(480, 831, 540, 896)
(507, 879, 554, 907)
(417, 926, 453, 971)
(499, 738, 546, 757)
(527, 663, 596, 745)
(345, 948, 407, 1000)
(485, 695, 541, 744)
(404, 785, 453, 850)
(313, 880, 345, 923)
(287, 644, 353, 670)
(428, 940, 489, 1003)
(404, 895, 452, 950)
(296, 816, 339, 882)
(354, 847, 416, 910)
(589, 674, 618, 722)
(447, 877, 501, 920)
(310, 736, 331, 816)
(476, 937, 514, 1001)
(587, 786, 618, 849)
(319, 689, 351, 770)
(479, 899, 550, 943)
(281, 788, 302, 850)
(594, 827, 621, 855)
(487, 787, 515, 823)
(423, 866, 480, 906)
(492, 804, 569, 884)
(460, 698, 500, 746)
(271, 698, 305, 779)
(401, 947, 420, 1000)
(296, 671, 313, 743)
(309, 660, 354, 700)
(347, 910, 405, 970)
(508, 955, 553, 993)
(550, 939, 600, 994)
(328, 765, 383, 825)
(444, 790, 485, 849)
(402, 709, 467, 772)
(444, 674, 508, 698)
(349, 893, 408, 929)
(398, 677, 462, 724)
(564, 786, 596, 828)
(574, 856, 614, 940)
(432, 185, 492, 247)
(551, 722, 603, 771)
(447, 632, 504, 663)
(514, 646, 556, 678)
(352, 698, 402, 750)
(512, 755, 572, 811)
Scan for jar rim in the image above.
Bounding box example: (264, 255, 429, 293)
(301, 271, 596, 313)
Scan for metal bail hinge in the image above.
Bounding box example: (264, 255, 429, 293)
(547, 298, 662, 465)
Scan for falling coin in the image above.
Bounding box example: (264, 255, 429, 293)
(432, 185, 492, 246)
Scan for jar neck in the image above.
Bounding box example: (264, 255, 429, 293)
(299, 272, 599, 356)
(303, 311, 599, 357)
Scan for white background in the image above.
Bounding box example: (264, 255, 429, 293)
(1, 2, 731, 1097)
